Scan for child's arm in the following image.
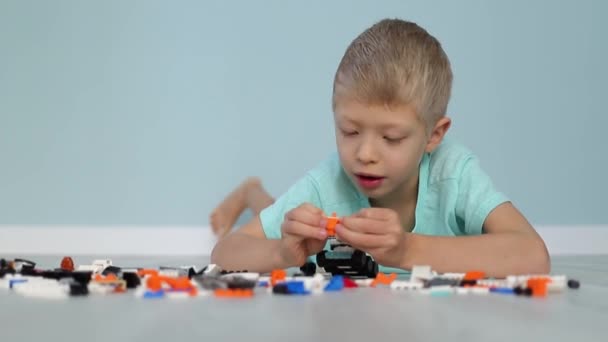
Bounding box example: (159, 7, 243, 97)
(402, 202, 550, 277)
(211, 204, 328, 273)
(337, 203, 549, 277)
(210, 216, 287, 272)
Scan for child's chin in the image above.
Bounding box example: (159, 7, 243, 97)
(358, 185, 388, 199)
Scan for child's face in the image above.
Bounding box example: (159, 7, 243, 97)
(334, 101, 431, 203)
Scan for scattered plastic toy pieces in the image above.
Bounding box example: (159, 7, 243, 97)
(0, 257, 582, 301)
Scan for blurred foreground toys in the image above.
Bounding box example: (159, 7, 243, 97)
(0, 256, 580, 300)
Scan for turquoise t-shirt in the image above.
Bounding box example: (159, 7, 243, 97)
(259, 140, 509, 273)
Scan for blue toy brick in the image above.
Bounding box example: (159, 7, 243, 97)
(143, 290, 165, 299)
(490, 287, 515, 295)
(286, 281, 309, 295)
(324, 276, 344, 291)
(9, 279, 28, 289)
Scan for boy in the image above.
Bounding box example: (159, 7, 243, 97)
(210, 18, 550, 277)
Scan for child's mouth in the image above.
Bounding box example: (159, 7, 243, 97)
(355, 174, 385, 190)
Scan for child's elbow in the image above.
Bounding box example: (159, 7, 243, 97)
(531, 237, 551, 274)
(210, 248, 219, 264)
(210, 241, 224, 265)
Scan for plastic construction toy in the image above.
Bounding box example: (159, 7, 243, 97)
(316, 213, 378, 278)
(299, 262, 317, 277)
(273, 281, 309, 295)
(159, 265, 200, 279)
(60, 257, 75, 272)
(316, 237, 378, 278)
(214, 288, 254, 298)
(270, 269, 287, 286)
(189, 264, 259, 292)
(371, 273, 397, 287)
(0, 257, 583, 301)
(325, 212, 340, 237)
(77, 259, 112, 274)
(89, 274, 127, 294)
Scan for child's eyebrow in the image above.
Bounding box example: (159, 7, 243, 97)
(336, 117, 359, 126)
(337, 116, 413, 132)
(378, 123, 413, 133)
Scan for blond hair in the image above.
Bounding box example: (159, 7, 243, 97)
(332, 19, 453, 126)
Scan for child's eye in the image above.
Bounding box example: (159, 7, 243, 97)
(342, 130, 358, 136)
(384, 136, 404, 143)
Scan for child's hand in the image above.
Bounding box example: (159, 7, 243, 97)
(337, 208, 409, 268)
(279, 203, 327, 267)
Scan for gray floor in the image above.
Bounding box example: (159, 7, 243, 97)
(1, 255, 606, 342)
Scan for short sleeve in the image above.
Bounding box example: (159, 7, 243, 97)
(455, 156, 509, 235)
(259, 174, 323, 239)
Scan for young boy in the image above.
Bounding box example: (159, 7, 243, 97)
(210, 18, 550, 277)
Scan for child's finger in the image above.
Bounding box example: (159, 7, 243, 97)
(282, 219, 327, 240)
(335, 224, 385, 249)
(355, 208, 395, 221)
(340, 216, 385, 234)
(285, 208, 323, 227)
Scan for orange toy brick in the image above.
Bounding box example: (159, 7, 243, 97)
(270, 269, 287, 286)
(94, 274, 118, 282)
(146, 275, 163, 292)
(463, 271, 486, 281)
(92, 273, 127, 293)
(326, 212, 340, 237)
(162, 276, 197, 296)
(60, 256, 74, 271)
(528, 277, 551, 297)
(214, 288, 254, 298)
(144, 275, 198, 296)
(371, 272, 397, 287)
(162, 276, 193, 291)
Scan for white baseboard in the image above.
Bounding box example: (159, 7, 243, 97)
(0, 225, 606, 256)
(533, 225, 607, 256)
(0, 226, 218, 256)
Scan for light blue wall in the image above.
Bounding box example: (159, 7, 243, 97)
(1, 0, 606, 226)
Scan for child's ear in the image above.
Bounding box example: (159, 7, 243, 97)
(425, 116, 451, 153)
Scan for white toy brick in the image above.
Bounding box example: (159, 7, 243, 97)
(456, 287, 471, 295)
(471, 287, 490, 295)
(354, 279, 374, 287)
(220, 272, 260, 282)
(13, 280, 69, 299)
(77, 259, 111, 274)
(410, 265, 433, 282)
(203, 264, 222, 277)
(441, 273, 465, 280)
(390, 280, 423, 291)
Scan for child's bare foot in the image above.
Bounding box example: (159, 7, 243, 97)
(209, 177, 264, 238)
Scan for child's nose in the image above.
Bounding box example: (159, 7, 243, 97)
(356, 140, 379, 164)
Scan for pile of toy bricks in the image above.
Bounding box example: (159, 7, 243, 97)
(0, 257, 580, 299)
